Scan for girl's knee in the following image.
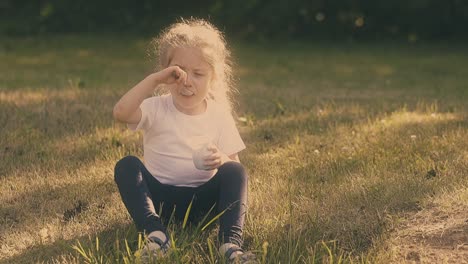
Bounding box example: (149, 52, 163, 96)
(219, 162, 248, 183)
(114, 155, 142, 182)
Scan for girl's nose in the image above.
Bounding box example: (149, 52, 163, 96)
(184, 73, 194, 87)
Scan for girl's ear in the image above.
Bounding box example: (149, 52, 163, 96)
(208, 74, 217, 91)
(210, 73, 216, 83)
(210, 67, 217, 81)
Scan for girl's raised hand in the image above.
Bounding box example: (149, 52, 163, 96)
(203, 144, 230, 170)
(157, 66, 187, 85)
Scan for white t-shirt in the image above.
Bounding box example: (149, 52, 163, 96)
(128, 94, 246, 187)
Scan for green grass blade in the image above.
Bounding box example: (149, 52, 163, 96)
(137, 233, 142, 250)
(168, 205, 177, 227)
(196, 203, 217, 231)
(262, 241, 269, 264)
(71, 240, 92, 263)
(124, 239, 132, 259)
(201, 207, 228, 231)
(322, 241, 333, 263)
(207, 238, 216, 264)
(183, 197, 194, 229)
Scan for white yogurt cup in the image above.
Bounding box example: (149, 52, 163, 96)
(192, 142, 214, 170)
(188, 136, 214, 170)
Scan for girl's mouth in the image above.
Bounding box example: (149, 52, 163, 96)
(180, 88, 195, 96)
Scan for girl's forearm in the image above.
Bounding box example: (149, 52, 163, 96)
(113, 73, 162, 122)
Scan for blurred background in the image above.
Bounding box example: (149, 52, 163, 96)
(1, 0, 468, 41)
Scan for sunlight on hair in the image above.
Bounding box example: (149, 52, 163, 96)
(148, 18, 236, 113)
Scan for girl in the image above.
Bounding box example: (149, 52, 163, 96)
(113, 18, 256, 263)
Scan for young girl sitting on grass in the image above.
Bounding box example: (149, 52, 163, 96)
(113, 18, 256, 263)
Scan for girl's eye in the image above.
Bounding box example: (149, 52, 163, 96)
(194, 73, 204, 77)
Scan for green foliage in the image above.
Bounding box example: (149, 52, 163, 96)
(1, 0, 468, 39)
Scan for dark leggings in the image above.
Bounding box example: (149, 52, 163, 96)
(114, 156, 248, 246)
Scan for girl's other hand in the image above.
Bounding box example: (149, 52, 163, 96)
(203, 144, 230, 170)
(157, 66, 187, 85)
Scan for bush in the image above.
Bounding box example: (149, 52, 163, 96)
(1, 0, 467, 39)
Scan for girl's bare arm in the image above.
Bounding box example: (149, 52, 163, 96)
(113, 66, 187, 124)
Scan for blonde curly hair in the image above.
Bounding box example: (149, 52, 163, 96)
(149, 18, 236, 113)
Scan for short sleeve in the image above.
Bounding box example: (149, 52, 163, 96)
(127, 97, 159, 132)
(217, 112, 246, 156)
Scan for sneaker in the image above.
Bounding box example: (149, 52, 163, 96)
(223, 244, 258, 264)
(140, 234, 171, 261)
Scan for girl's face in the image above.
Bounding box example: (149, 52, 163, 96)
(168, 47, 213, 115)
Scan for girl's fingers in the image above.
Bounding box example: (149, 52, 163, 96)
(168, 66, 187, 84)
(171, 69, 180, 80)
(177, 71, 188, 85)
(174, 68, 182, 80)
(205, 153, 221, 161)
(207, 145, 218, 153)
(204, 158, 221, 167)
(173, 68, 181, 79)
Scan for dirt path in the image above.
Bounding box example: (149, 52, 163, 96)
(383, 187, 468, 263)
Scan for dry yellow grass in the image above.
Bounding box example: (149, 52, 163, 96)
(0, 35, 467, 263)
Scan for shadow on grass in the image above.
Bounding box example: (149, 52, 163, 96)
(1, 211, 223, 263)
(0, 170, 120, 241)
(0, 222, 135, 264)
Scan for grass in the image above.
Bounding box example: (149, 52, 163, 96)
(0, 34, 467, 263)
